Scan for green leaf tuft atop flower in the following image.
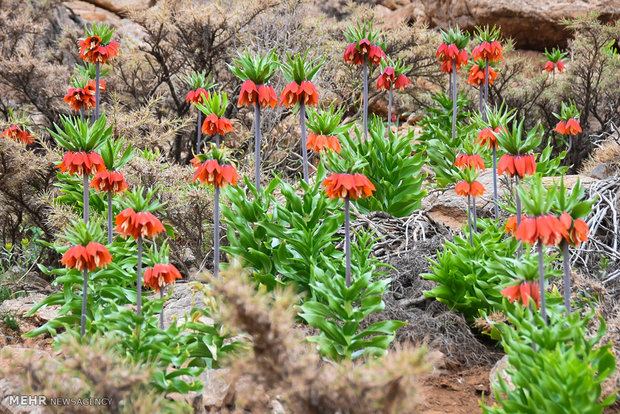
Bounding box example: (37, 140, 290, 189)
(230, 50, 279, 85)
(194, 91, 228, 118)
(50, 115, 112, 153)
(281, 50, 325, 84)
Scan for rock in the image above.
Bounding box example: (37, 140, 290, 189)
(0, 294, 59, 324)
(422, 189, 468, 230)
(589, 163, 613, 180)
(152, 283, 214, 328)
(489, 354, 515, 391)
(201, 368, 233, 409)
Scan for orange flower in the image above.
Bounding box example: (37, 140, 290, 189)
(279, 82, 299, 107)
(186, 88, 209, 104)
(143, 263, 182, 292)
(57, 151, 106, 176)
(394, 74, 411, 90)
(201, 114, 234, 136)
(497, 154, 536, 179)
(565, 118, 582, 135)
(475, 128, 497, 149)
(467, 64, 498, 86)
(544, 61, 555, 73)
(344, 42, 362, 65)
(504, 215, 527, 234)
(258, 84, 278, 108)
(238, 79, 259, 107)
(553, 121, 567, 134)
(376, 67, 396, 90)
(501, 281, 540, 308)
(437, 43, 468, 73)
(78, 35, 101, 60)
(90, 170, 128, 194)
(1, 126, 34, 145)
(471, 41, 503, 63)
(191, 158, 239, 187)
(307, 133, 341, 153)
(559, 212, 589, 247)
(115, 208, 165, 240)
(454, 180, 485, 198)
(556, 60, 566, 73)
(79, 36, 120, 64)
(515, 215, 567, 246)
(64, 88, 92, 111)
(298, 81, 319, 106)
(454, 154, 485, 170)
(322, 173, 375, 200)
(61, 241, 112, 272)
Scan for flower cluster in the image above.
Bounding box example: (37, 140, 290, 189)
(497, 154, 536, 179)
(323, 173, 375, 200)
(64, 79, 106, 112)
(307, 133, 341, 153)
(191, 158, 239, 187)
(436, 43, 468, 73)
(455, 181, 485, 197)
(454, 153, 485, 170)
(57, 151, 106, 176)
(143, 263, 182, 292)
(467, 62, 498, 87)
(90, 170, 128, 194)
(344, 39, 385, 66)
(238, 80, 278, 108)
(280, 81, 319, 107)
(186, 88, 209, 104)
(202, 114, 234, 136)
(61, 241, 112, 272)
(501, 281, 540, 308)
(1, 125, 34, 145)
(78, 35, 120, 64)
(376, 66, 411, 90)
(471, 39, 503, 63)
(115, 208, 165, 239)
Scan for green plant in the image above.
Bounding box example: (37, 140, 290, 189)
(482, 304, 616, 413)
(325, 117, 427, 217)
(299, 230, 404, 361)
(1, 310, 19, 332)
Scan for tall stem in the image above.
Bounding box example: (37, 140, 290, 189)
(80, 108, 84, 123)
(472, 196, 478, 233)
(254, 104, 261, 192)
(467, 194, 473, 247)
(451, 61, 457, 142)
(363, 57, 368, 141)
(81, 268, 88, 337)
(478, 86, 483, 114)
(107, 189, 113, 244)
(388, 85, 393, 133)
(344, 196, 351, 287)
(300, 102, 309, 184)
(159, 287, 165, 329)
(516, 176, 522, 257)
(483, 57, 489, 120)
(214, 186, 220, 279)
(136, 236, 143, 316)
(493, 146, 498, 220)
(215, 133, 220, 149)
(83, 173, 89, 224)
(538, 242, 547, 324)
(567, 133, 573, 153)
(196, 111, 203, 154)
(562, 240, 571, 312)
(95, 62, 100, 120)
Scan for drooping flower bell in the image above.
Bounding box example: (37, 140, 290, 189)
(305, 105, 346, 155)
(553, 101, 582, 138)
(78, 24, 120, 64)
(501, 280, 540, 308)
(232, 51, 279, 108)
(467, 61, 498, 87)
(504, 215, 527, 234)
(497, 154, 536, 179)
(495, 119, 541, 179)
(376, 58, 412, 91)
(57, 151, 106, 176)
(515, 214, 567, 246)
(191, 144, 239, 188)
(64, 78, 106, 112)
(454, 180, 485, 198)
(1, 125, 34, 145)
(471, 39, 503, 63)
(115, 208, 165, 240)
(323, 173, 375, 200)
(202, 114, 234, 136)
(343, 22, 385, 66)
(61, 241, 112, 272)
(186, 88, 209, 104)
(279, 52, 323, 108)
(90, 170, 128, 194)
(436, 27, 469, 73)
(543, 47, 568, 74)
(307, 133, 341, 153)
(143, 263, 182, 292)
(475, 127, 501, 149)
(454, 153, 485, 170)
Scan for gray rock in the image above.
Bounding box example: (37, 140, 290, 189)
(489, 354, 515, 392)
(589, 163, 612, 180)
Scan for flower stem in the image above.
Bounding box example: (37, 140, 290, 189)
(300, 102, 309, 184)
(83, 173, 89, 224)
(493, 146, 498, 220)
(451, 61, 457, 142)
(214, 185, 220, 279)
(388, 85, 393, 133)
(472, 196, 477, 233)
(567, 133, 573, 153)
(515, 176, 522, 257)
(363, 57, 369, 141)
(81, 268, 88, 337)
(196, 111, 202, 154)
(467, 194, 473, 247)
(562, 240, 571, 312)
(537, 242, 547, 324)
(107, 189, 113, 244)
(80, 108, 84, 123)
(95, 62, 100, 121)
(345, 196, 351, 287)
(479, 86, 483, 114)
(254, 104, 261, 192)
(159, 287, 164, 329)
(483, 57, 489, 119)
(136, 236, 143, 316)
(215, 133, 220, 149)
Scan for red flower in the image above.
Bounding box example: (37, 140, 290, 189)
(515, 215, 568, 246)
(143, 263, 182, 292)
(437, 43, 468, 73)
(238, 79, 259, 107)
(497, 154, 536, 179)
(556, 60, 566, 73)
(394, 74, 411, 90)
(358, 39, 371, 55)
(559, 212, 589, 247)
(455, 180, 485, 198)
(61, 241, 112, 272)
(186, 88, 209, 104)
(322, 173, 375, 200)
(376, 67, 396, 90)
(64, 88, 93, 111)
(475, 128, 497, 149)
(307, 133, 341, 153)
(471, 41, 503, 63)
(344, 42, 362, 65)
(298, 81, 319, 106)
(201, 114, 234, 136)
(258, 84, 278, 108)
(115, 208, 165, 240)
(191, 158, 239, 187)
(78, 35, 101, 60)
(501, 281, 540, 308)
(454, 154, 485, 170)
(79, 36, 119, 64)
(565, 119, 582, 135)
(553, 121, 567, 134)
(90, 170, 128, 194)
(1, 126, 34, 145)
(467, 64, 498, 87)
(504, 215, 527, 234)
(368, 45, 385, 66)
(280, 82, 299, 107)
(544, 61, 555, 73)
(57, 151, 106, 176)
